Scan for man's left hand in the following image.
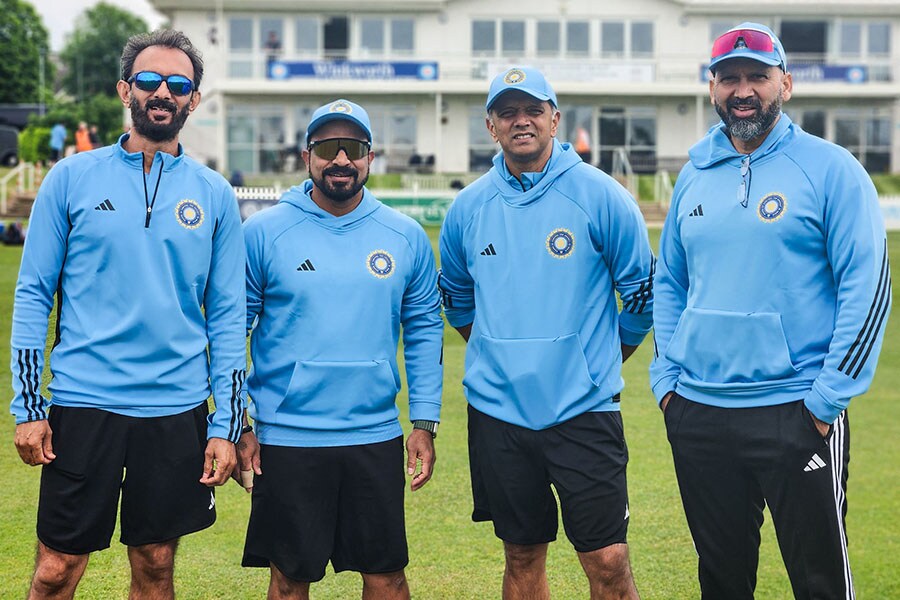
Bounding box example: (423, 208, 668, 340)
(811, 415, 831, 438)
(200, 437, 237, 486)
(406, 429, 436, 492)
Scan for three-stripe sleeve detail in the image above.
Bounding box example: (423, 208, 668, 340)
(838, 242, 892, 379)
(227, 368, 246, 442)
(622, 256, 656, 314)
(437, 272, 453, 309)
(227, 368, 245, 442)
(16, 349, 46, 422)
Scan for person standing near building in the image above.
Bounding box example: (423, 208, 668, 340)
(11, 29, 246, 599)
(651, 23, 891, 599)
(239, 99, 443, 600)
(439, 66, 654, 599)
(48, 122, 66, 164)
(74, 122, 92, 153)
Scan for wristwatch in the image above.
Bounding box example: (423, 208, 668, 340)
(412, 420, 438, 439)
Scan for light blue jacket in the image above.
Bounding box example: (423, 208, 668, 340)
(440, 140, 655, 430)
(11, 134, 247, 442)
(244, 181, 443, 447)
(650, 114, 891, 423)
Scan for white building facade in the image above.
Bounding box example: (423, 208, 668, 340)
(149, 0, 900, 176)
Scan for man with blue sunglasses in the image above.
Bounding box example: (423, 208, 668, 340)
(11, 29, 246, 599)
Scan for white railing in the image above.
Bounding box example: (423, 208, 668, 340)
(611, 148, 637, 200)
(1, 162, 41, 215)
(654, 170, 673, 208)
(400, 173, 480, 192)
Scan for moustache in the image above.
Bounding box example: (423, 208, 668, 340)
(145, 99, 177, 113)
(727, 97, 762, 111)
(323, 167, 357, 177)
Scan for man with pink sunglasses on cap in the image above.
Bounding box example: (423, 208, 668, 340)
(651, 22, 890, 599)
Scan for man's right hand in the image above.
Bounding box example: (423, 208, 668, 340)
(15, 420, 56, 465)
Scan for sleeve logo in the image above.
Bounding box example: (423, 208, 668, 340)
(758, 193, 787, 222)
(176, 199, 204, 230)
(367, 250, 395, 278)
(546, 228, 575, 258)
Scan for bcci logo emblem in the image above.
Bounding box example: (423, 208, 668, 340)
(546, 228, 575, 259)
(367, 250, 395, 278)
(175, 200, 204, 230)
(330, 100, 352, 114)
(758, 193, 787, 222)
(504, 68, 526, 85)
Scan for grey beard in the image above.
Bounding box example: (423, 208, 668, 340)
(717, 95, 782, 142)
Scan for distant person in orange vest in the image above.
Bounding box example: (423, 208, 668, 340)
(574, 126, 591, 163)
(75, 122, 92, 153)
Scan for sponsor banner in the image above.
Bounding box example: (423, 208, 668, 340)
(700, 63, 867, 83)
(269, 60, 438, 80)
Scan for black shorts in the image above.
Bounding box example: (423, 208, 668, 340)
(37, 403, 215, 555)
(242, 437, 408, 582)
(467, 405, 630, 553)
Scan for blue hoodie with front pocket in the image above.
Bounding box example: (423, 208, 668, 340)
(243, 180, 443, 447)
(650, 114, 891, 423)
(439, 140, 655, 430)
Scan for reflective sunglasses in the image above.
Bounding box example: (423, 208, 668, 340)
(128, 71, 194, 96)
(711, 28, 776, 58)
(307, 137, 371, 161)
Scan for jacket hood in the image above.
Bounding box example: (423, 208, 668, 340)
(278, 179, 381, 230)
(689, 112, 794, 169)
(489, 139, 583, 206)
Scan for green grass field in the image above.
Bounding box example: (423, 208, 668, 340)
(0, 229, 897, 599)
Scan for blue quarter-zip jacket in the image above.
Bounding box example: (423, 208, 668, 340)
(10, 134, 247, 442)
(650, 114, 891, 423)
(243, 181, 443, 447)
(439, 140, 655, 430)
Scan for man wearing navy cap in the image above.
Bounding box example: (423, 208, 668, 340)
(238, 99, 443, 599)
(440, 67, 654, 598)
(651, 23, 890, 598)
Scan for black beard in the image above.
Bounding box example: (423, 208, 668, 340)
(130, 96, 190, 143)
(310, 165, 369, 203)
(715, 94, 782, 142)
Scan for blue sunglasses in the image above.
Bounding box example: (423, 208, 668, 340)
(128, 71, 194, 96)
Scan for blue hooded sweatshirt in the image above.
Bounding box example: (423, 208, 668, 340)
(439, 140, 655, 430)
(243, 180, 443, 447)
(11, 134, 247, 442)
(650, 114, 891, 423)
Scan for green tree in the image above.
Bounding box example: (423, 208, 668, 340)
(0, 0, 53, 104)
(61, 2, 147, 99)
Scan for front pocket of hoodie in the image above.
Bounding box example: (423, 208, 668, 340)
(276, 360, 400, 429)
(463, 333, 598, 428)
(665, 307, 800, 384)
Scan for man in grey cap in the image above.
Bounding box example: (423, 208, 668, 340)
(238, 98, 443, 600)
(439, 66, 654, 599)
(652, 22, 889, 598)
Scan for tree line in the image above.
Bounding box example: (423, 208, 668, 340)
(1, 0, 150, 161)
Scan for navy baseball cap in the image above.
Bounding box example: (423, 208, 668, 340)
(709, 22, 787, 73)
(486, 66, 558, 112)
(305, 99, 373, 144)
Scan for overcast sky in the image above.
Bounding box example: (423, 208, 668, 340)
(33, 0, 166, 51)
